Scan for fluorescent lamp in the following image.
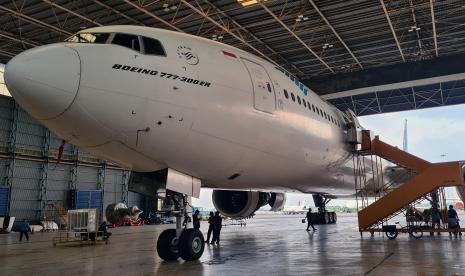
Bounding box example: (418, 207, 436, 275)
(237, 0, 268, 7)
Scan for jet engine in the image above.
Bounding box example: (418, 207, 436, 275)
(212, 190, 270, 218)
(269, 193, 286, 211)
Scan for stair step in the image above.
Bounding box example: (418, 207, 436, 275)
(356, 133, 464, 230)
(358, 162, 463, 230)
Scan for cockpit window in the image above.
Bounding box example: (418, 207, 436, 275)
(112, 33, 140, 52)
(66, 33, 110, 43)
(142, 36, 165, 56)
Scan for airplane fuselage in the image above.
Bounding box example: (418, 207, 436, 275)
(5, 26, 355, 197)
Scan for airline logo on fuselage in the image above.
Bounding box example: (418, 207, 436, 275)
(111, 64, 211, 87)
(177, 46, 199, 65)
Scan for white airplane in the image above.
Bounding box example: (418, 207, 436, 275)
(282, 200, 308, 215)
(5, 25, 463, 261)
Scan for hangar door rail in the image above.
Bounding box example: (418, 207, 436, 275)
(353, 130, 465, 231)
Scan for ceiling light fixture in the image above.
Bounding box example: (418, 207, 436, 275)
(296, 15, 309, 23)
(322, 43, 333, 49)
(408, 26, 421, 32)
(237, 0, 268, 7)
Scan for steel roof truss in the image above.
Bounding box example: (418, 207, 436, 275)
(380, 0, 405, 62)
(308, 0, 363, 69)
(258, 0, 334, 73)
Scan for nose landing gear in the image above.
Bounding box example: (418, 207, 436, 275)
(156, 192, 205, 261)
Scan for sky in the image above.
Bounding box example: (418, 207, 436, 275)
(193, 104, 465, 209)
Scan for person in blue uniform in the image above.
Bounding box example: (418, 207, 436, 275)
(19, 219, 31, 242)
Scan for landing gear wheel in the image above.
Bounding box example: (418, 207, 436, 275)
(385, 230, 398, 240)
(332, 213, 337, 223)
(179, 229, 205, 261)
(324, 212, 330, 224)
(330, 213, 336, 224)
(409, 227, 423, 239)
(157, 229, 179, 261)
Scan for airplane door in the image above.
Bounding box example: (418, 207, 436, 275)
(242, 58, 276, 113)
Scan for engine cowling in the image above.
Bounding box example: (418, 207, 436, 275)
(269, 193, 286, 211)
(212, 190, 269, 218)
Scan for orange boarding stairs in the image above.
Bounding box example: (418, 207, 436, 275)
(357, 130, 465, 231)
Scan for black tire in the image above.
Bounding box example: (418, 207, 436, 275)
(385, 231, 398, 240)
(332, 213, 337, 223)
(410, 227, 423, 239)
(157, 229, 179, 261)
(179, 229, 205, 261)
(331, 213, 336, 224)
(324, 212, 330, 224)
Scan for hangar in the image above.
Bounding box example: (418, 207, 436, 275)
(0, 0, 465, 274)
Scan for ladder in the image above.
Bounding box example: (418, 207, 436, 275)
(354, 130, 464, 231)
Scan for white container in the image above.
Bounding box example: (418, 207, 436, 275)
(67, 209, 98, 232)
(6, 217, 14, 232)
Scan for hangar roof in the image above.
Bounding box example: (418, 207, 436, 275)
(1, 0, 465, 114)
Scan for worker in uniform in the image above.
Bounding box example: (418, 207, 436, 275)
(431, 205, 441, 236)
(305, 208, 317, 231)
(192, 209, 201, 231)
(98, 220, 112, 240)
(448, 205, 462, 236)
(205, 211, 214, 243)
(18, 219, 31, 242)
(211, 211, 222, 244)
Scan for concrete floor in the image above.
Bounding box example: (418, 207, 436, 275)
(1, 213, 465, 276)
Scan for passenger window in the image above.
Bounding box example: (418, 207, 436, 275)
(112, 33, 140, 52)
(291, 93, 295, 102)
(284, 89, 289, 99)
(142, 36, 165, 55)
(312, 105, 315, 112)
(297, 96, 301, 105)
(303, 100, 307, 107)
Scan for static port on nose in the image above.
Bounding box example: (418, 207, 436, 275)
(4, 44, 81, 120)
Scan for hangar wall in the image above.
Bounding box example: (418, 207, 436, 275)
(0, 95, 145, 222)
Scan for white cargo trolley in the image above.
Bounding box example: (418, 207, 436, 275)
(53, 208, 109, 246)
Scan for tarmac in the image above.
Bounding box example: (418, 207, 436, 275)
(1, 213, 464, 276)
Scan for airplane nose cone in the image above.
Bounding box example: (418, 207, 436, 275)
(4, 44, 80, 120)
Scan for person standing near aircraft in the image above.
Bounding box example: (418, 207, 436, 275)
(193, 210, 201, 231)
(211, 211, 222, 244)
(192, 210, 200, 231)
(18, 219, 31, 242)
(448, 205, 462, 236)
(205, 211, 214, 243)
(431, 205, 441, 235)
(305, 208, 317, 231)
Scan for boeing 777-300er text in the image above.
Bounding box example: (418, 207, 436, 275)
(5, 25, 454, 261)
